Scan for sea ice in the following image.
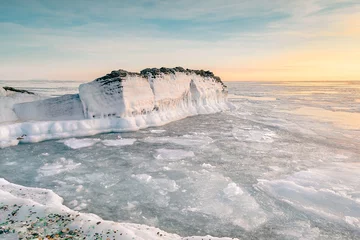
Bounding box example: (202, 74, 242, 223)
(154, 148, 195, 160)
(102, 138, 137, 147)
(0, 178, 238, 240)
(256, 162, 360, 229)
(61, 138, 101, 149)
(37, 157, 81, 177)
(143, 134, 214, 147)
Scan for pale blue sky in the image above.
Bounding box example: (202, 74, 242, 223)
(1, 0, 359, 81)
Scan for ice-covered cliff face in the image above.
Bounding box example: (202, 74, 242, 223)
(0, 87, 42, 123)
(79, 67, 228, 119)
(0, 68, 232, 147)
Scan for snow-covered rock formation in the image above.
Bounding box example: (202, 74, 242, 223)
(0, 67, 232, 148)
(0, 87, 42, 123)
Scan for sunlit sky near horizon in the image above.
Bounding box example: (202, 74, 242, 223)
(1, 0, 359, 81)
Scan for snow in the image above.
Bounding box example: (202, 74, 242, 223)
(14, 94, 85, 121)
(0, 70, 231, 148)
(0, 92, 42, 123)
(0, 178, 238, 240)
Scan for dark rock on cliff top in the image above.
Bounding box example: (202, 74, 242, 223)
(3, 87, 35, 95)
(95, 69, 142, 86)
(95, 67, 226, 88)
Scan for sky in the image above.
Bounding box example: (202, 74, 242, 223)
(0, 0, 359, 81)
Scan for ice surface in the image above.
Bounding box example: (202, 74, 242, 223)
(257, 162, 360, 228)
(1, 81, 360, 239)
(0, 178, 238, 240)
(37, 157, 81, 177)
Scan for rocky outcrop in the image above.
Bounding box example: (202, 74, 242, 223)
(95, 67, 227, 91)
(13, 67, 229, 121)
(3, 87, 35, 95)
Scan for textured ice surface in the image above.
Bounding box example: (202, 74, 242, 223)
(0, 178, 238, 240)
(37, 157, 81, 177)
(1, 81, 360, 239)
(257, 163, 360, 228)
(0, 92, 43, 123)
(14, 94, 85, 121)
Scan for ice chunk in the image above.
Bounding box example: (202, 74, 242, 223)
(154, 148, 195, 160)
(223, 182, 244, 198)
(132, 174, 179, 193)
(132, 174, 152, 183)
(181, 170, 267, 230)
(102, 138, 136, 147)
(61, 138, 101, 149)
(37, 157, 81, 177)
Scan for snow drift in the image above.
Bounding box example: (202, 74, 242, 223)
(0, 67, 232, 148)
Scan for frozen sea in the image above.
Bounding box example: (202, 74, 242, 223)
(1, 80, 360, 239)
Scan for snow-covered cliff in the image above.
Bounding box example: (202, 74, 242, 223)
(0, 67, 232, 148)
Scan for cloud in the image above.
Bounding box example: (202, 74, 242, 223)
(0, 0, 359, 80)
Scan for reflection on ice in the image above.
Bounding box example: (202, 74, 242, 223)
(257, 163, 360, 228)
(288, 106, 360, 129)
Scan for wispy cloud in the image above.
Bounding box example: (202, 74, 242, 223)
(0, 0, 359, 80)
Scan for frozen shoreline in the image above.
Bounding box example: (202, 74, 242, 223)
(0, 68, 233, 148)
(0, 178, 238, 240)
